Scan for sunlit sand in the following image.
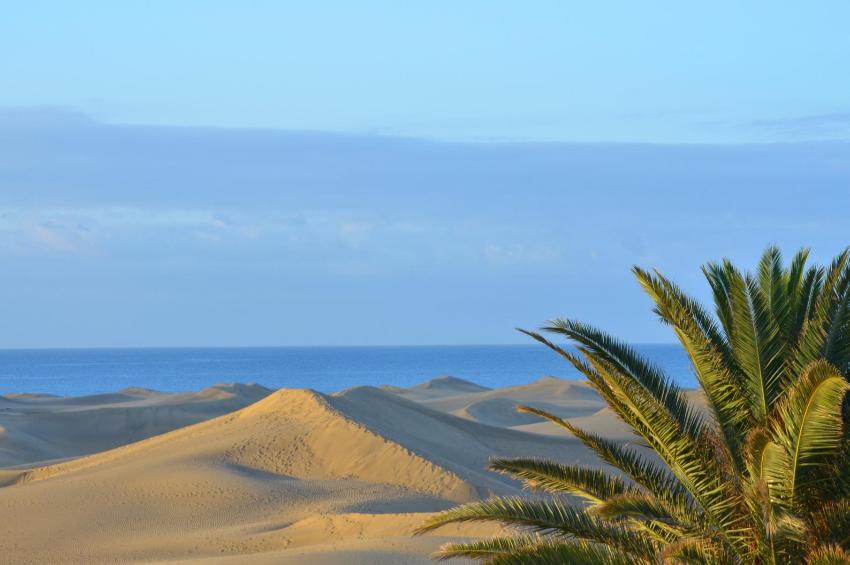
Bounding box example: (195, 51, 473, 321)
(0, 376, 621, 563)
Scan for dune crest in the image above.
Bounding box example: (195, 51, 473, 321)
(0, 378, 621, 563)
(410, 375, 491, 393)
(18, 388, 478, 503)
(0, 383, 273, 467)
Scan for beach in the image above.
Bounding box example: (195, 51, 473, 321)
(0, 375, 635, 563)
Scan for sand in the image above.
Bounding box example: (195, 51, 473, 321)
(0, 383, 273, 468)
(0, 376, 631, 563)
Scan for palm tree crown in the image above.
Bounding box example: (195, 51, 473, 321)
(418, 247, 850, 564)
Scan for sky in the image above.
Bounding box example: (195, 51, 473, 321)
(1, 2, 850, 347)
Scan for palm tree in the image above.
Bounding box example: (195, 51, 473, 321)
(418, 247, 850, 563)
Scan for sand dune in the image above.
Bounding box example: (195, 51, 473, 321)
(409, 375, 491, 394)
(0, 383, 272, 467)
(395, 375, 617, 438)
(0, 379, 608, 563)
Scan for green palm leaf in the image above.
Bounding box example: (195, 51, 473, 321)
(423, 247, 850, 564)
(488, 457, 632, 504)
(416, 497, 658, 558)
(634, 266, 751, 472)
(541, 319, 704, 439)
(432, 534, 542, 560)
(767, 360, 850, 508)
(581, 354, 746, 554)
(514, 403, 699, 525)
(780, 248, 812, 342)
(591, 493, 677, 525)
(810, 500, 850, 548)
(434, 535, 641, 564)
(485, 541, 641, 565)
(804, 544, 850, 564)
(727, 269, 786, 420)
(790, 250, 850, 374)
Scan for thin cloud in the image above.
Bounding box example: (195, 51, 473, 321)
(483, 243, 557, 265)
(741, 112, 850, 138)
(27, 220, 94, 253)
(0, 105, 96, 130)
(337, 221, 374, 249)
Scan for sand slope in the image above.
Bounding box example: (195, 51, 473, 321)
(0, 383, 272, 467)
(0, 381, 603, 564)
(393, 375, 638, 438)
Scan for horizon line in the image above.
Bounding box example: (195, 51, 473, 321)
(7, 106, 850, 146)
(0, 342, 681, 352)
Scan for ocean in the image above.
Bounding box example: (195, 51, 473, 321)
(0, 344, 695, 397)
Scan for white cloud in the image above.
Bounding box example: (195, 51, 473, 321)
(18, 219, 94, 254)
(483, 243, 557, 265)
(337, 221, 374, 249)
(0, 206, 448, 259)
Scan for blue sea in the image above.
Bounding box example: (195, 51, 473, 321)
(0, 344, 694, 397)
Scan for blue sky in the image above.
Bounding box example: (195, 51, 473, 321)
(1, 3, 850, 347)
(5, 1, 850, 142)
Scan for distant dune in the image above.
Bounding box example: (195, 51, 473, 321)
(0, 376, 631, 563)
(0, 383, 272, 467)
(409, 375, 492, 393)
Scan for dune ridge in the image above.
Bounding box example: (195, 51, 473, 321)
(0, 383, 272, 468)
(0, 376, 618, 563)
(17, 388, 480, 504)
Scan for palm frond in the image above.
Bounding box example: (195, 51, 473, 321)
(426, 247, 850, 564)
(804, 543, 850, 564)
(488, 457, 631, 504)
(514, 404, 699, 525)
(485, 540, 642, 565)
(520, 324, 739, 539)
(434, 535, 641, 564)
(782, 248, 812, 342)
(660, 535, 727, 564)
(432, 534, 541, 560)
(790, 250, 850, 375)
(517, 328, 620, 405)
(591, 492, 695, 547)
(634, 266, 751, 473)
(797, 265, 824, 331)
(591, 492, 678, 525)
(532, 320, 738, 539)
(769, 360, 850, 508)
(541, 319, 704, 440)
(809, 500, 850, 549)
(581, 354, 746, 555)
(725, 268, 785, 420)
(417, 497, 658, 558)
(703, 258, 736, 344)
(758, 246, 794, 341)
